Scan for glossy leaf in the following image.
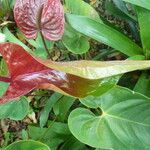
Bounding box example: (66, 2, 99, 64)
(68, 86, 150, 149)
(14, 0, 65, 41)
(136, 6, 150, 58)
(66, 14, 143, 56)
(40, 58, 150, 80)
(5, 140, 51, 150)
(65, 0, 101, 22)
(122, 0, 150, 10)
(0, 43, 150, 104)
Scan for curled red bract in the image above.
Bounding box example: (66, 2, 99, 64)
(14, 0, 65, 41)
(0, 43, 100, 104)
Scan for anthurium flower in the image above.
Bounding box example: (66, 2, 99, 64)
(0, 43, 101, 104)
(14, 0, 65, 41)
(0, 43, 150, 104)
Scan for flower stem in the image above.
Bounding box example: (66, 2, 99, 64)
(40, 31, 51, 59)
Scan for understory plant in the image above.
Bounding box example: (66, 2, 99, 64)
(0, 0, 150, 150)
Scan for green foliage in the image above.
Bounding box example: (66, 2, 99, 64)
(122, 0, 150, 10)
(69, 86, 150, 149)
(0, 97, 29, 120)
(0, 0, 150, 150)
(63, 0, 100, 54)
(62, 23, 90, 54)
(5, 140, 51, 150)
(66, 14, 142, 56)
(0, 82, 29, 120)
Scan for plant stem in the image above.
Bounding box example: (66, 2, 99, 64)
(40, 31, 51, 59)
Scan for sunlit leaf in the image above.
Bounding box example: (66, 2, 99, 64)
(68, 86, 150, 149)
(65, 0, 101, 22)
(66, 14, 143, 56)
(136, 6, 150, 58)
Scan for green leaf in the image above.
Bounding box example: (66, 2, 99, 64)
(0, 59, 9, 76)
(112, 0, 136, 21)
(59, 136, 89, 150)
(28, 121, 88, 150)
(64, 0, 101, 54)
(134, 73, 150, 97)
(5, 140, 51, 150)
(105, 0, 136, 22)
(68, 86, 150, 149)
(28, 122, 70, 150)
(66, 14, 143, 56)
(27, 33, 54, 53)
(40, 93, 63, 128)
(2, 27, 32, 53)
(33, 48, 48, 59)
(0, 96, 29, 120)
(112, 0, 139, 41)
(42, 60, 150, 80)
(136, 6, 150, 58)
(62, 23, 90, 54)
(53, 96, 75, 122)
(0, 81, 8, 96)
(0, 33, 6, 43)
(65, 0, 101, 22)
(122, 0, 150, 10)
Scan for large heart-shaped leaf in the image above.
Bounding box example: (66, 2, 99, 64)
(14, 0, 64, 41)
(68, 86, 150, 149)
(0, 43, 150, 104)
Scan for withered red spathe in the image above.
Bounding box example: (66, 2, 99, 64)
(14, 0, 65, 41)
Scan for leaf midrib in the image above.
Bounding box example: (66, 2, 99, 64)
(103, 113, 150, 127)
